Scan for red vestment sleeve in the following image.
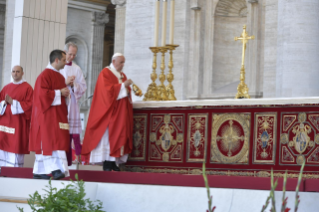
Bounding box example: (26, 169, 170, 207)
(19, 86, 33, 120)
(39, 74, 56, 113)
(81, 68, 125, 155)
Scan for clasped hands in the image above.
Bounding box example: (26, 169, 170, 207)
(60, 76, 76, 97)
(4, 94, 13, 105)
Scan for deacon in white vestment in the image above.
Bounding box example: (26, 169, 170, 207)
(60, 42, 87, 165)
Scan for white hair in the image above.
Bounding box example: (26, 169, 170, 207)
(112, 53, 124, 60)
(64, 42, 78, 52)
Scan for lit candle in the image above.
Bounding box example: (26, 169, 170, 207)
(169, 0, 175, 44)
(161, 0, 167, 46)
(154, 0, 160, 47)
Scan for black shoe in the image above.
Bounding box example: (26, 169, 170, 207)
(112, 162, 120, 171)
(33, 174, 51, 180)
(51, 170, 65, 180)
(103, 161, 112, 171)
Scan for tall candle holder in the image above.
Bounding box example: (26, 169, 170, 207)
(157, 46, 169, 101)
(144, 47, 160, 101)
(166, 44, 179, 100)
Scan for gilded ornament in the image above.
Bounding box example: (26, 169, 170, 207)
(211, 113, 250, 164)
(298, 112, 307, 123)
(296, 155, 305, 165)
(309, 141, 315, 148)
(315, 134, 319, 145)
(292, 123, 311, 154)
(288, 141, 294, 147)
(163, 152, 169, 162)
(280, 133, 289, 144)
(150, 133, 157, 142)
(164, 114, 171, 123)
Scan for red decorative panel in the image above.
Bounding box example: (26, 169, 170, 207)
(253, 113, 277, 164)
(211, 113, 250, 164)
(129, 114, 147, 161)
(187, 114, 208, 162)
(149, 114, 184, 162)
(280, 112, 319, 166)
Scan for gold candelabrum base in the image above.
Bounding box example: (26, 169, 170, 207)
(144, 45, 179, 101)
(235, 65, 250, 99)
(144, 47, 161, 101)
(166, 44, 179, 100)
(157, 47, 169, 100)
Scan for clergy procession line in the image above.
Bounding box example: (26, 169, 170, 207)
(0, 43, 134, 180)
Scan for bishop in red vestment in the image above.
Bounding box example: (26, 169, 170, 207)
(29, 50, 70, 180)
(81, 53, 133, 171)
(0, 65, 33, 171)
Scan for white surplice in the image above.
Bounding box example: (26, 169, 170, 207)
(60, 61, 87, 134)
(89, 63, 129, 166)
(0, 79, 26, 170)
(32, 64, 69, 177)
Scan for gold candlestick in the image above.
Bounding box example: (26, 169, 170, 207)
(234, 25, 254, 99)
(144, 47, 160, 101)
(157, 47, 169, 100)
(166, 44, 179, 100)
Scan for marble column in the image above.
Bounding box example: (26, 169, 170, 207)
(89, 12, 109, 96)
(111, 0, 126, 54)
(2, 0, 68, 87)
(0, 2, 5, 89)
(276, 0, 319, 97)
(246, 0, 262, 98)
(187, 1, 202, 99)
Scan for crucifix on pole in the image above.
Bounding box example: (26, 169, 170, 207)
(234, 25, 254, 99)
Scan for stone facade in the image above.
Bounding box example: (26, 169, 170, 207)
(114, 0, 319, 100)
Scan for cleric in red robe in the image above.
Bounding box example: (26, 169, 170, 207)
(0, 65, 33, 171)
(29, 50, 70, 180)
(81, 53, 133, 171)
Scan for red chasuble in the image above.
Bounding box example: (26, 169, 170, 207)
(0, 82, 33, 154)
(81, 68, 133, 157)
(29, 69, 69, 155)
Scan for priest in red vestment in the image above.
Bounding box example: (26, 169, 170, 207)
(0, 65, 33, 173)
(29, 50, 70, 180)
(81, 53, 133, 171)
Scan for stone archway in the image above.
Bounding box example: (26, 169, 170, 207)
(212, 0, 247, 94)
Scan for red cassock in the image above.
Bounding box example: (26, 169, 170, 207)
(0, 82, 33, 154)
(29, 69, 69, 155)
(81, 68, 133, 157)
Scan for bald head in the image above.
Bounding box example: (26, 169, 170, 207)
(112, 53, 125, 72)
(12, 65, 24, 82)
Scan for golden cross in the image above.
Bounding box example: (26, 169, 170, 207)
(234, 25, 255, 67)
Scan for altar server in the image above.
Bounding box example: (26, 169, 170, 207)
(0, 66, 33, 172)
(82, 53, 133, 171)
(30, 50, 70, 180)
(60, 42, 87, 166)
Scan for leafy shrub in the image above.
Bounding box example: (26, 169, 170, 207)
(17, 174, 104, 212)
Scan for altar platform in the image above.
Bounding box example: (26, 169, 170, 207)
(126, 97, 319, 179)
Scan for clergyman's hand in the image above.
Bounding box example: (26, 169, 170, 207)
(5, 94, 13, 105)
(60, 87, 70, 97)
(124, 79, 133, 87)
(66, 76, 75, 86)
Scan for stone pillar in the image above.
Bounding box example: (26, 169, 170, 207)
(187, 0, 202, 99)
(0, 2, 5, 89)
(246, 0, 262, 98)
(111, 0, 126, 53)
(2, 0, 68, 87)
(263, 0, 278, 97)
(89, 12, 109, 96)
(276, 0, 319, 97)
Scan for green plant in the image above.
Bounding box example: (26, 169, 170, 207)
(202, 163, 216, 212)
(17, 174, 104, 212)
(261, 161, 305, 212)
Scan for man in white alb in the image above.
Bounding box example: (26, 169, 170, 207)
(60, 42, 87, 166)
